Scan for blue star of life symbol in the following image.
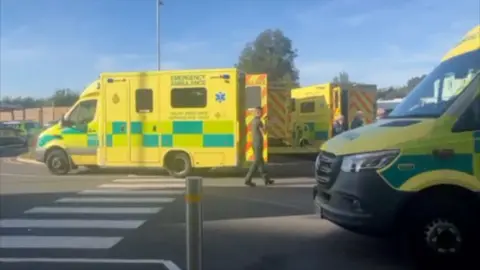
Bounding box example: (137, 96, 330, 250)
(215, 91, 226, 103)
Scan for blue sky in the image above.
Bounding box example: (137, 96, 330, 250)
(1, 0, 479, 98)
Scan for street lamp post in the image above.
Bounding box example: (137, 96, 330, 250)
(156, 0, 163, 70)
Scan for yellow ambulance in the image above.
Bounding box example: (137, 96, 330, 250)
(35, 68, 255, 177)
(314, 25, 480, 265)
(279, 83, 376, 154)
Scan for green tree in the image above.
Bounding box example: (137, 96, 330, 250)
(47, 89, 79, 107)
(235, 29, 300, 88)
(377, 74, 426, 100)
(1, 88, 79, 108)
(332, 71, 350, 84)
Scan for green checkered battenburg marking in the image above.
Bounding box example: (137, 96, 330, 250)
(37, 120, 235, 149)
(106, 120, 234, 148)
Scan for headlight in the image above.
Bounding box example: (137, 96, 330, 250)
(340, 150, 399, 173)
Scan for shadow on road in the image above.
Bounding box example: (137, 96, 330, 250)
(73, 161, 314, 179)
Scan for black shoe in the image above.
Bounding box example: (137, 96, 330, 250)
(265, 179, 274, 186)
(245, 181, 256, 187)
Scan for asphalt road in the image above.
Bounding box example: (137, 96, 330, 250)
(0, 156, 414, 270)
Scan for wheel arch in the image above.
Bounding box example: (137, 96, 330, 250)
(395, 184, 480, 228)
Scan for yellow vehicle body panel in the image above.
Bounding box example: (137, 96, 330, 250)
(37, 68, 248, 170)
(442, 25, 480, 62)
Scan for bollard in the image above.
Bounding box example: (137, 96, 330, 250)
(185, 176, 203, 270)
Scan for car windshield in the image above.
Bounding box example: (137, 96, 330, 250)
(388, 49, 480, 118)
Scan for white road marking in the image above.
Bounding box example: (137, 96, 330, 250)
(0, 236, 122, 249)
(99, 183, 185, 189)
(0, 219, 146, 229)
(79, 189, 184, 195)
(0, 258, 182, 269)
(24, 207, 162, 214)
(56, 197, 176, 203)
(113, 178, 186, 183)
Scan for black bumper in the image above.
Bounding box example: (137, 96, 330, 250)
(314, 170, 412, 237)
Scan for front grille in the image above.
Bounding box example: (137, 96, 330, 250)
(315, 151, 341, 188)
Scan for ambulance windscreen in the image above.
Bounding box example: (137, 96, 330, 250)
(389, 49, 480, 118)
(245, 86, 262, 109)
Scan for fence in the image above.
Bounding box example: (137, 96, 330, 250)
(0, 106, 70, 124)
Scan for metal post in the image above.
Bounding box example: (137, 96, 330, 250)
(156, 0, 162, 70)
(185, 176, 203, 270)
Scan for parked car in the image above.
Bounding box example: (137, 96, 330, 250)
(0, 125, 26, 148)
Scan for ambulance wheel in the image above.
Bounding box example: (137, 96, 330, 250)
(166, 152, 192, 178)
(404, 193, 476, 268)
(46, 149, 70, 175)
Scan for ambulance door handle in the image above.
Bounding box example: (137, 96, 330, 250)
(152, 126, 157, 132)
(432, 148, 454, 159)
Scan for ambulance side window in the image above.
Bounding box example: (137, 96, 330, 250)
(67, 100, 97, 125)
(453, 95, 480, 132)
(136, 89, 153, 113)
(171, 88, 207, 108)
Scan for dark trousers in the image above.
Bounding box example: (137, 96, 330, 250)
(245, 146, 270, 182)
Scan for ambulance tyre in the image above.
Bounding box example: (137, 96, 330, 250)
(46, 148, 70, 175)
(403, 189, 477, 268)
(165, 152, 192, 178)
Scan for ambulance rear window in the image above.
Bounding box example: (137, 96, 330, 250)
(135, 89, 153, 113)
(171, 88, 207, 108)
(300, 101, 315, 113)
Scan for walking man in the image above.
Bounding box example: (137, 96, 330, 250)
(244, 106, 274, 187)
(332, 115, 345, 137)
(351, 110, 365, 129)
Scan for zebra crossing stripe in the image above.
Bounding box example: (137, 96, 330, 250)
(0, 219, 145, 229)
(0, 236, 122, 249)
(24, 207, 163, 214)
(98, 183, 185, 189)
(78, 189, 184, 195)
(0, 258, 183, 270)
(55, 197, 175, 203)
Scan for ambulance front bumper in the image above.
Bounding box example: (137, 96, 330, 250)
(314, 170, 412, 237)
(35, 148, 46, 163)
